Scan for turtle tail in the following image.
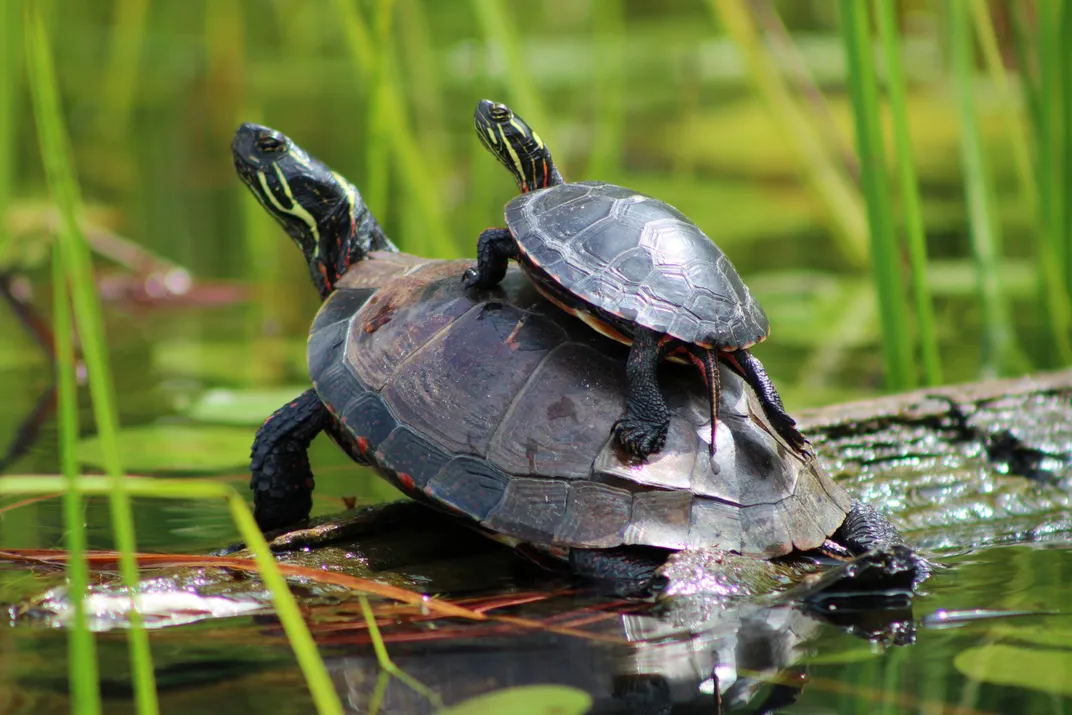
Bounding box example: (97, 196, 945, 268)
(686, 346, 721, 456)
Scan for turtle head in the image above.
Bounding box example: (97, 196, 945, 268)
(232, 122, 394, 299)
(474, 100, 563, 193)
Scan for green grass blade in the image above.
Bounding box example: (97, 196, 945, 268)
(1009, 2, 1041, 142)
(971, 0, 1069, 365)
(227, 497, 345, 714)
(96, 0, 149, 141)
(1062, 1, 1072, 300)
(968, 0, 1037, 217)
(0, 476, 344, 715)
(949, 0, 1021, 376)
(707, 0, 870, 271)
(23, 7, 160, 714)
(53, 249, 102, 715)
(0, 0, 21, 264)
(333, 0, 450, 256)
(586, 0, 625, 179)
(470, 0, 554, 150)
(358, 595, 442, 707)
(396, 0, 451, 179)
(1038, 0, 1066, 301)
(837, 0, 915, 390)
(364, 0, 397, 219)
(874, 0, 941, 386)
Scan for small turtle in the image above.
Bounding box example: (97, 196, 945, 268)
(234, 123, 893, 593)
(464, 100, 809, 461)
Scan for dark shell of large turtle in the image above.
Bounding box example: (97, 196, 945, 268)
(504, 181, 769, 350)
(308, 253, 850, 558)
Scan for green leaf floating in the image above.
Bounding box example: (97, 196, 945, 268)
(79, 424, 253, 474)
(186, 387, 311, 426)
(439, 685, 592, 715)
(954, 643, 1072, 696)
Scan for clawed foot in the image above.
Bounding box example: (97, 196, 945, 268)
(462, 267, 495, 290)
(612, 417, 668, 460)
(769, 413, 814, 458)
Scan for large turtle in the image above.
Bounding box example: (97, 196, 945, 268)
(233, 123, 899, 592)
(464, 100, 807, 462)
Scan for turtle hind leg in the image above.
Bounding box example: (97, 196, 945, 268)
(569, 546, 671, 597)
(462, 227, 518, 289)
(250, 388, 330, 531)
(612, 327, 672, 459)
(728, 349, 813, 457)
(836, 499, 906, 553)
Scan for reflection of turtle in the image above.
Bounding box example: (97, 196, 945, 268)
(233, 123, 898, 592)
(465, 100, 807, 461)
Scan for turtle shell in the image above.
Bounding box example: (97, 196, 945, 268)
(308, 255, 851, 558)
(504, 181, 769, 350)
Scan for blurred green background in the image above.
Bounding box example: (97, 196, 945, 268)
(0, 0, 1067, 468)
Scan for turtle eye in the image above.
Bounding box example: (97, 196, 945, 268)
(256, 134, 286, 153)
(489, 103, 512, 122)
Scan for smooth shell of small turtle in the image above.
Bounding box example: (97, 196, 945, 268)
(308, 256, 852, 559)
(505, 181, 770, 350)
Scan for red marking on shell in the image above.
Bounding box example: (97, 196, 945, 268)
(355, 436, 369, 454)
(397, 472, 415, 491)
(364, 301, 395, 333)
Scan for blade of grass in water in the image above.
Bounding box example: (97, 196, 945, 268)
(708, 0, 870, 271)
(96, 0, 149, 141)
(0, 476, 345, 715)
(23, 7, 160, 714)
(971, 0, 1069, 366)
(0, 0, 21, 264)
(470, 0, 554, 150)
(587, 0, 624, 179)
(949, 1, 1021, 376)
(359, 595, 443, 708)
(837, 0, 916, 390)
(874, 0, 941, 386)
(53, 250, 101, 715)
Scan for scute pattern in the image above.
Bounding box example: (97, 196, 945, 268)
(505, 181, 770, 347)
(309, 258, 850, 556)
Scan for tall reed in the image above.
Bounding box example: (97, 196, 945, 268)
(0, 0, 20, 262)
(950, 1, 1019, 376)
(470, 0, 555, 151)
(708, 0, 869, 271)
(24, 6, 160, 712)
(96, 0, 149, 142)
(587, 0, 625, 179)
(972, 0, 1070, 365)
(874, 0, 941, 386)
(838, 0, 916, 390)
(333, 0, 450, 256)
(365, 0, 398, 221)
(53, 249, 101, 714)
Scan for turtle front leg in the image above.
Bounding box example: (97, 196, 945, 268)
(250, 388, 330, 531)
(727, 349, 812, 456)
(462, 227, 518, 289)
(613, 327, 672, 459)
